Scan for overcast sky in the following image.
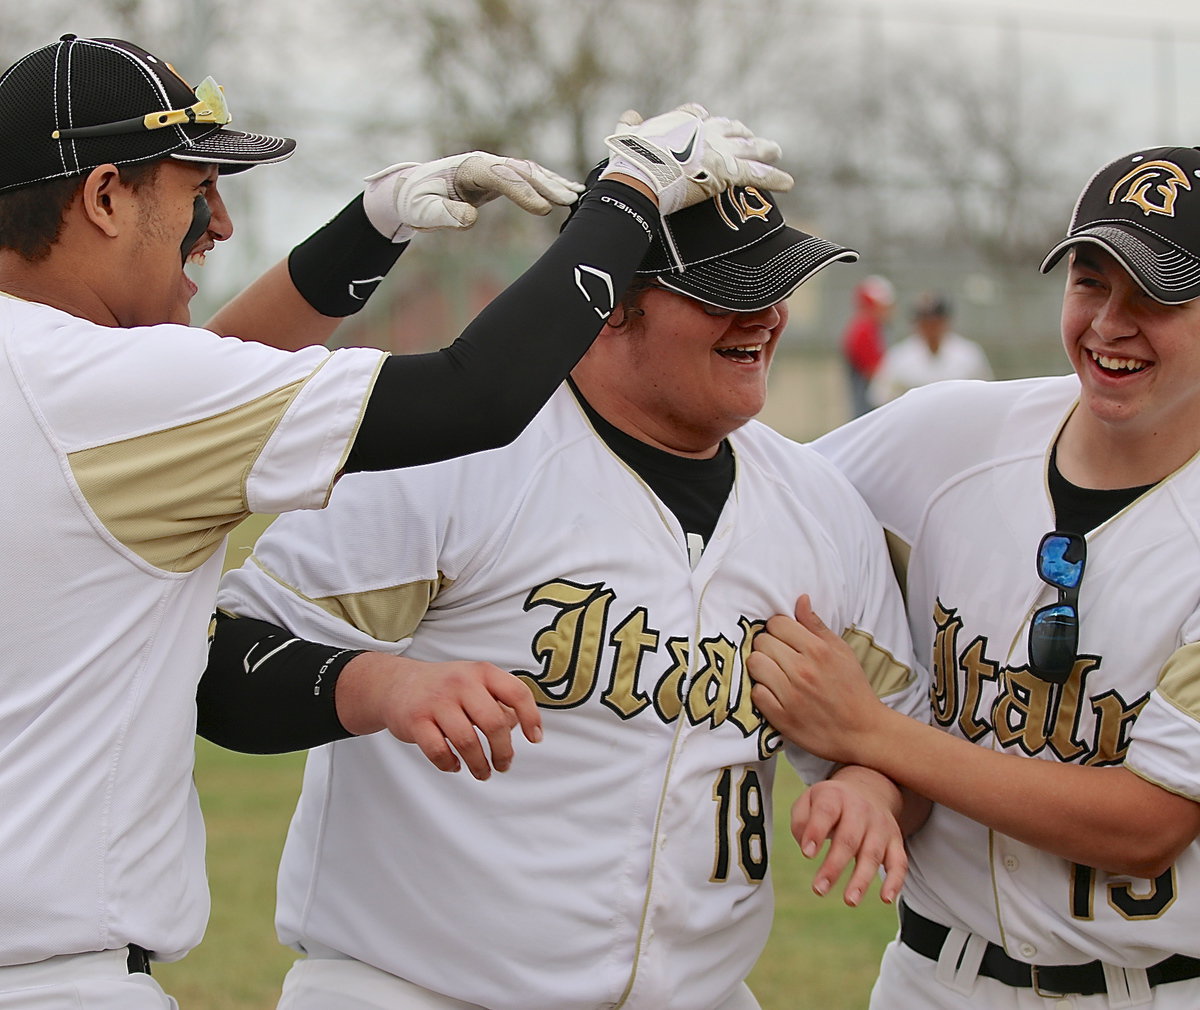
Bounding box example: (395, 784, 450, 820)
(898, 0, 1200, 27)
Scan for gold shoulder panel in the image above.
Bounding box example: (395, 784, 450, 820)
(69, 382, 302, 572)
(842, 626, 915, 699)
(1156, 641, 1200, 720)
(883, 529, 911, 601)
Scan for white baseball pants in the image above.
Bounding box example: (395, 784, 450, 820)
(870, 938, 1200, 1010)
(276, 954, 762, 1010)
(0, 949, 176, 1010)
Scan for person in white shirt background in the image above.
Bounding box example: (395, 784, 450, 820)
(868, 291, 992, 407)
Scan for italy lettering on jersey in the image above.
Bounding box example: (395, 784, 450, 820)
(929, 597, 1147, 766)
(218, 384, 926, 1010)
(814, 375, 1200, 966)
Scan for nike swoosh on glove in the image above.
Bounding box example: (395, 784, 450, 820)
(601, 103, 794, 215)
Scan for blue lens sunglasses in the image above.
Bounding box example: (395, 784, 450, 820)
(1028, 530, 1086, 684)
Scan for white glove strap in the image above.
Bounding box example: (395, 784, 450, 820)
(362, 162, 421, 243)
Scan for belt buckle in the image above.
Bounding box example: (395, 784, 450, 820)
(1031, 965, 1064, 998)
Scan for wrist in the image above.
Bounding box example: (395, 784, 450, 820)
(287, 194, 407, 317)
(831, 763, 904, 818)
(855, 705, 921, 782)
(598, 172, 658, 205)
(334, 652, 398, 736)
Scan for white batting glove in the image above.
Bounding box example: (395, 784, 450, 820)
(363, 152, 585, 242)
(601, 103, 795, 215)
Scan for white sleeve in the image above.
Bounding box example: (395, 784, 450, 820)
(784, 456, 930, 786)
(218, 465, 457, 651)
(14, 315, 386, 516)
(1126, 619, 1200, 801)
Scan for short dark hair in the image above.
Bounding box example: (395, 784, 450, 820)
(0, 160, 162, 262)
(611, 276, 657, 327)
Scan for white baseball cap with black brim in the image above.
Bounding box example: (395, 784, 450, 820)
(0, 34, 295, 193)
(1040, 146, 1200, 304)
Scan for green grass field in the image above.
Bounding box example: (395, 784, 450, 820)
(155, 745, 898, 1009)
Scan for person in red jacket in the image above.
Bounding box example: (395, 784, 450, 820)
(841, 274, 895, 417)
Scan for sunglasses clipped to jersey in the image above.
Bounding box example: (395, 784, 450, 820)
(1028, 530, 1086, 684)
(50, 75, 230, 140)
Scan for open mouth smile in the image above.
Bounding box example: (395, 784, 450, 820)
(716, 343, 765, 363)
(1089, 349, 1148, 375)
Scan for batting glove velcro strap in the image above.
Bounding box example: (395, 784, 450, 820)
(601, 103, 795, 215)
(363, 152, 584, 242)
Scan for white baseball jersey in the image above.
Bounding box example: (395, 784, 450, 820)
(0, 294, 384, 967)
(867, 331, 993, 407)
(814, 375, 1200, 968)
(217, 383, 927, 1010)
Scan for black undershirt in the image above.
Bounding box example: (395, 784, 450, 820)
(569, 379, 735, 546)
(1047, 445, 1155, 535)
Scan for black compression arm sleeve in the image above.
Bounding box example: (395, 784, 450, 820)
(197, 612, 363, 754)
(345, 181, 656, 472)
(287, 195, 408, 317)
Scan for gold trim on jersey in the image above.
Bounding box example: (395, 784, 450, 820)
(883, 529, 912, 601)
(70, 380, 308, 572)
(1154, 641, 1200, 720)
(1125, 763, 1200, 803)
(312, 577, 450, 643)
(842, 626, 915, 698)
(329, 353, 387, 489)
(248, 557, 451, 643)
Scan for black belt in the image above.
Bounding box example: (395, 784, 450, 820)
(899, 901, 1200, 996)
(126, 944, 151, 975)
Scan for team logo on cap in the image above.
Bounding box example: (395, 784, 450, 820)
(1108, 160, 1191, 217)
(714, 186, 772, 231)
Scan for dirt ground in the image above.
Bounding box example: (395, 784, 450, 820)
(758, 352, 852, 443)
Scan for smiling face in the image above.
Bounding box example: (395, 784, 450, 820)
(573, 285, 788, 457)
(125, 160, 232, 326)
(1059, 245, 1200, 480)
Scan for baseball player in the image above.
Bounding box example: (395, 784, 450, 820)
(866, 291, 992, 407)
(0, 33, 791, 1010)
(206, 168, 931, 1010)
(749, 145, 1200, 1008)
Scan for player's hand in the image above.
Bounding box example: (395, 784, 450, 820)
(336, 653, 543, 780)
(363, 152, 584, 242)
(793, 767, 908, 906)
(600, 103, 795, 215)
(747, 594, 888, 766)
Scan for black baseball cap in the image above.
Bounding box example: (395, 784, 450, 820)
(1040, 146, 1200, 304)
(576, 162, 858, 311)
(0, 34, 296, 193)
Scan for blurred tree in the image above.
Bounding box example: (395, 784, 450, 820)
(349, 0, 799, 179)
(0, 0, 1157, 358)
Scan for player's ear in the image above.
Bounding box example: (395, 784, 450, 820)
(606, 300, 645, 331)
(79, 164, 131, 238)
